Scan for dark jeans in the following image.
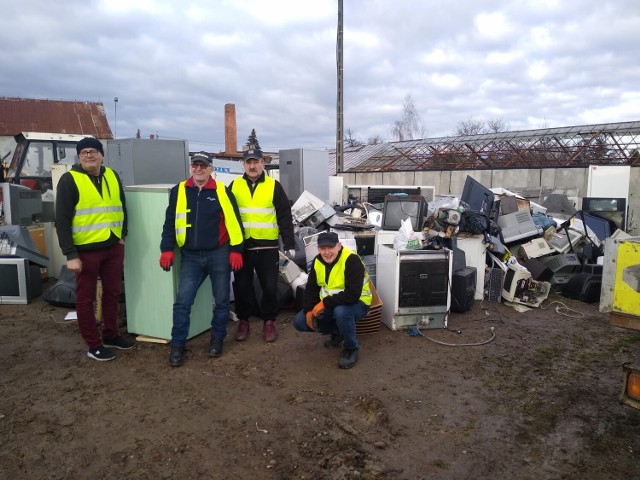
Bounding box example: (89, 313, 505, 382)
(76, 243, 124, 349)
(233, 248, 279, 321)
(293, 301, 369, 351)
(171, 246, 230, 347)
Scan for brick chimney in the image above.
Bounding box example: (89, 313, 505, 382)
(224, 103, 237, 155)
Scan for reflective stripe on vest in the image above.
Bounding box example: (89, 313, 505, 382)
(313, 247, 372, 306)
(231, 176, 278, 240)
(175, 180, 244, 248)
(69, 168, 123, 245)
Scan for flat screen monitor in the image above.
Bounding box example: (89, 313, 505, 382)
(461, 176, 494, 217)
(0, 182, 43, 226)
(581, 197, 626, 231)
(381, 195, 427, 232)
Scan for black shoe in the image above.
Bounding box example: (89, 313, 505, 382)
(208, 337, 223, 358)
(338, 348, 358, 369)
(169, 346, 184, 367)
(87, 347, 115, 362)
(324, 333, 344, 348)
(104, 335, 135, 350)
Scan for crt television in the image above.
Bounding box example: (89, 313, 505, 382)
(461, 176, 494, 217)
(0, 257, 36, 304)
(0, 182, 43, 226)
(381, 194, 427, 231)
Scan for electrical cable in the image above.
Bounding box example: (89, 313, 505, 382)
(540, 300, 585, 319)
(417, 326, 496, 346)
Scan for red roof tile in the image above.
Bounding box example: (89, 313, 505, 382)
(0, 97, 113, 138)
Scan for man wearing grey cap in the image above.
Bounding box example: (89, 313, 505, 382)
(229, 141, 296, 343)
(293, 231, 372, 369)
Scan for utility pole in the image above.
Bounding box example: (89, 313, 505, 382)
(336, 0, 344, 173)
(113, 97, 119, 139)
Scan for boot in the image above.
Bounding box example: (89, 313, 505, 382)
(263, 320, 277, 342)
(169, 346, 184, 367)
(338, 348, 358, 369)
(208, 337, 223, 358)
(235, 319, 250, 341)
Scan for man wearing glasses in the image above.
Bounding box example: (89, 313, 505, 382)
(56, 137, 134, 362)
(159, 151, 244, 367)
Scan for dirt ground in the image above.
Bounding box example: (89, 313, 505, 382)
(1, 283, 640, 480)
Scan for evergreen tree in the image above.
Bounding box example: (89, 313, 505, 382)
(246, 129, 262, 151)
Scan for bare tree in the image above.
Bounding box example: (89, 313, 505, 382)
(344, 128, 365, 147)
(367, 134, 384, 145)
(455, 117, 509, 135)
(389, 94, 425, 141)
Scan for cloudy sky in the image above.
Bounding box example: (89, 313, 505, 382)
(1, 0, 638, 152)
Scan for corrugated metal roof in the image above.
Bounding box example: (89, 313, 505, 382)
(0, 97, 113, 138)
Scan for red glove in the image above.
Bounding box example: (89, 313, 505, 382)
(311, 300, 325, 318)
(305, 311, 317, 331)
(159, 251, 174, 271)
(229, 251, 243, 271)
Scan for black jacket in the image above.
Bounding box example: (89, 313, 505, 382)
(303, 247, 366, 312)
(55, 164, 128, 260)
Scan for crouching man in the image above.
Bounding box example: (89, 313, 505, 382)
(293, 232, 371, 369)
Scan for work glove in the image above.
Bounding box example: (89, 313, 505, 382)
(311, 300, 325, 318)
(305, 311, 317, 331)
(285, 249, 296, 259)
(229, 251, 243, 271)
(159, 251, 175, 271)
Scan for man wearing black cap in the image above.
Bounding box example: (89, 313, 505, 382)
(56, 137, 134, 362)
(229, 142, 295, 343)
(160, 151, 245, 367)
(293, 231, 372, 369)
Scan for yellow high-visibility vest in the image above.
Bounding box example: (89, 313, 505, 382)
(313, 247, 372, 306)
(69, 168, 123, 245)
(175, 181, 243, 247)
(231, 176, 278, 240)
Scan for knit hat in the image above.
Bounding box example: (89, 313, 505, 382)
(76, 137, 104, 156)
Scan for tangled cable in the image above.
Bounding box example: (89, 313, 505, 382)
(540, 300, 585, 319)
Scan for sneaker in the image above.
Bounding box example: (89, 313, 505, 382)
(235, 319, 250, 341)
(263, 320, 277, 342)
(87, 347, 115, 362)
(103, 335, 135, 350)
(324, 333, 344, 348)
(338, 348, 358, 369)
(169, 346, 184, 367)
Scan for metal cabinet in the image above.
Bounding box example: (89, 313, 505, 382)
(123, 185, 213, 340)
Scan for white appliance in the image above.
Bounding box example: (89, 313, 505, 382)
(376, 244, 452, 330)
(497, 209, 543, 243)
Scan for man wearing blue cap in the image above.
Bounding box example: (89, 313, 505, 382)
(293, 231, 372, 369)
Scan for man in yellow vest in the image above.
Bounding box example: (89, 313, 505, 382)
(293, 232, 372, 369)
(159, 151, 245, 367)
(56, 137, 134, 362)
(229, 145, 295, 343)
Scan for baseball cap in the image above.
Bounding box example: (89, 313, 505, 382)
(317, 232, 339, 247)
(243, 147, 264, 162)
(191, 151, 213, 165)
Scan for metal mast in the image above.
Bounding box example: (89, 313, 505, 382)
(336, 0, 344, 173)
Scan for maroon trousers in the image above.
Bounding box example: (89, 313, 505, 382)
(75, 243, 125, 349)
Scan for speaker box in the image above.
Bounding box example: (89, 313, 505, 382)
(451, 266, 476, 312)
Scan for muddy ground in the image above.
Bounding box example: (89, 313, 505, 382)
(1, 284, 640, 480)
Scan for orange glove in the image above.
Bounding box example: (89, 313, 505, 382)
(159, 251, 175, 271)
(229, 251, 243, 271)
(305, 311, 317, 331)
(311, 300, 325, 318)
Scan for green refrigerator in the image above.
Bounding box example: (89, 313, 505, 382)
(124, 185, 213, 340)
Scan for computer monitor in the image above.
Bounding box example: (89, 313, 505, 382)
(0, 183, 43, 226)
(381, 194, 427, 231)
(581, 197, 626, 231)
(461, 176, 494, 217)
(0, 257, 34, 304)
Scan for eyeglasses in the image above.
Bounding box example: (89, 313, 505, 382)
(79, 149, 100, 157)
(190, 163, 210, 170)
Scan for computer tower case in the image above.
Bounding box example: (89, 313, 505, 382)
(451, 267, 476, 313)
